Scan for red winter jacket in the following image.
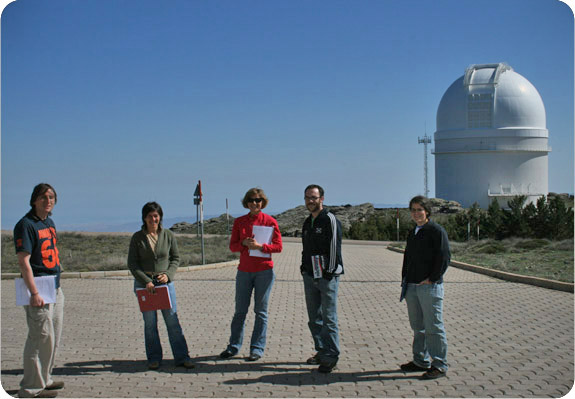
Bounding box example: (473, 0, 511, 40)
(229, 212, 283, 272)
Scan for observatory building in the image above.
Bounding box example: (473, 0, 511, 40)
(433, 63, 550, 208)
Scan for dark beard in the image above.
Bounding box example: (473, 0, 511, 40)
(307, 203, 320, 214)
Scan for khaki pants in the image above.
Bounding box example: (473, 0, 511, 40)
(18, 288, 64, 398)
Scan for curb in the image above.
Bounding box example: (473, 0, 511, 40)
(387, 246, 574, 293)
(1, 260, 239, 280)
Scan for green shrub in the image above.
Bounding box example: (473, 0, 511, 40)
(513, 238, 551, 250)
(549, 239, 574, 252)
(472, 241, 507, 254)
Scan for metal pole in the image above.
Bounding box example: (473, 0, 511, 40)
(200, 201, 205, 265)
(194, 180, 205, 264)
(477, 219, 480, 240)
(196, 204, 199, 237)
(396, 208, 400, 242)
(418, 131, 432, 198)
(226, 198, 230, 237)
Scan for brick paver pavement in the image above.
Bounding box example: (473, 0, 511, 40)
(1, 241, 573, 398)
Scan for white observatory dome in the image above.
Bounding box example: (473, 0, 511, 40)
(434, 63, 550, 208)
(437, 64, 546, 130)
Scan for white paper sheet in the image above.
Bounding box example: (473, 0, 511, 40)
(312, 255, 324, 279)
(249, 225, 274, 258)
(15, 276, 57, 306)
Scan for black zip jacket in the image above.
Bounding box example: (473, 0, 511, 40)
(402, 220, 450, 284)
(301, 208, 344, 277)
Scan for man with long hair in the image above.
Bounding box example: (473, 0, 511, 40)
(14, 183, 65, 398)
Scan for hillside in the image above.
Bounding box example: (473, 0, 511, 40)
(170, 199, 465, 237)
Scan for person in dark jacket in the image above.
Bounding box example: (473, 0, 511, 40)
(301, 184, 343, 373)
(400, 195, 450, 380)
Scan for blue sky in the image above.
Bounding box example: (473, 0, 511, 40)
(2, 0, 573, 231)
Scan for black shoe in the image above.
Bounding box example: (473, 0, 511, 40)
(246, 353, 261, 361)
(400, 361, 430, 372)
(219, 349, 235, 359)
(318, 361, 337, 373)
(176, 359, 195, 369)
(147, 361, 160, 370)
(421, 366, 447, 380)
(306, 353, 320, 365)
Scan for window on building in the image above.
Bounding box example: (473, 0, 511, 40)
(467, 93, 493, 128)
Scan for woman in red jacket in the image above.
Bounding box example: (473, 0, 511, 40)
(219, 188, 283, 361)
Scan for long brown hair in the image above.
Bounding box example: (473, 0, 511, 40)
(29, 183, 58, 216)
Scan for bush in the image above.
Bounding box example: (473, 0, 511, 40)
(549, 240, 574, 252)
(347, 195, 573, 243)
(472, 241, 507, 254)
(513, 239, 551, 250)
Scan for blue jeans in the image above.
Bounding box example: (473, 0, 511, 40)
(404, 282, 448, 371)
(227, 269, 275, 356)
(133, 281, 190, 365)
(302, 274, 340, 364)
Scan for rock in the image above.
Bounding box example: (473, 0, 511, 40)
(272, 203, 376, 237)
(169, 200, 466, 237)
(170, 203, 378, 237)
(428, 198, 464, 214)
(271, 205, 308, 237)
(170, 214, 235, 235)
(548, 193, 574, 208)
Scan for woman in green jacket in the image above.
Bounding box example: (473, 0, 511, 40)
(128, 201, 194, 370)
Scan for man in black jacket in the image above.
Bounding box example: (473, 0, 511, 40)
(400, 195, 450, 380)
(301, 184, 343, 373)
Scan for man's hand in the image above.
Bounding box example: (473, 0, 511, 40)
(323, 271, 334, 281)
(18, 252, 45, 307)
(29, 293, 45, 307)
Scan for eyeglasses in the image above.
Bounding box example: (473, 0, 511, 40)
(304, 196, 320, 202)
(248, 198, 264, 203)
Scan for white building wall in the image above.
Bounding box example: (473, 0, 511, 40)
(435, 151, 548, 208)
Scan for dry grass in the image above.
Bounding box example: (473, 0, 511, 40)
(1, 232, 238, 273)
(389, 238, 574, 283)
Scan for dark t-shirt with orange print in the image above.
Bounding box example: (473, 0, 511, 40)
(14, 211, 61, 288)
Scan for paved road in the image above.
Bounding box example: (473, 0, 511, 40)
(1, 242, 573, 398)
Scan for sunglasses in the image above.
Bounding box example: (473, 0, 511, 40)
(248, 198, 264, 203)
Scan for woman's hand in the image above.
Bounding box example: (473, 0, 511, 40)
(156, 274, 168, 284)
(243, 237, 263, 250)
(146, 281, 156, 294)
(418, 279, 433, 285)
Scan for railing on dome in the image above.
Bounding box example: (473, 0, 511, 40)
(463, 63, 512, 129)
(487, 184, 545, 198)
(463, 63, 512, 86)
(431, 144, 552, 154)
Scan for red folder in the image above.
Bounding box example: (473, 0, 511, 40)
(136, 285, 172, 312)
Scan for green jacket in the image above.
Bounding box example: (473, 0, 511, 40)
(128, 228, 180, 285)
